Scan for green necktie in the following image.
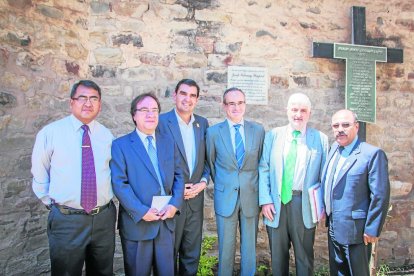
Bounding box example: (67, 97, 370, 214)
(281, 130, 301, 204)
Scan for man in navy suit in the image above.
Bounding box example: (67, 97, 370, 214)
(322, 109, 390, 276)
(206, 87, 265, 276)
(110, 93, 184, 275)
(158, 79, 210, 275)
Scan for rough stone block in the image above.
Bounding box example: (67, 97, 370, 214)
(121, 67, 155, 82)
(0, 92, 17, 108)
(205, 70, 227, 83)
(35, 4, 63, 19)
(112, 34, 143, 47)
(175, 52, 207, 68)
(65, 42, 88, 60)
(90, 65, 117, 78)
(139, 53, 172, 67)
(90, 1, 110, 14)
(390, 180, 413, 197)
(93, 48, 123, 65)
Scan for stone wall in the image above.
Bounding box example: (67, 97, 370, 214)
(0, 0, 413, 274)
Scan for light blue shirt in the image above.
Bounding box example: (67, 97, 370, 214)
(31, 115, 114, 208)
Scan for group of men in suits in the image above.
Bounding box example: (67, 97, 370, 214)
(31, 79, 390, 276)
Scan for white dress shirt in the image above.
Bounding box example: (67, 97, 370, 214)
(283, 125, 308, 191)
(175, 109, 196, 177)
(31, 115, 114, 209)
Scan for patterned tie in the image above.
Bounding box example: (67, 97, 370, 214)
(325, 146, 344, 216)
(234, 124, 245, 168)
(81, 125, 97, 213)
(146, 136, 166, 195)
(281, 130, 301, 204)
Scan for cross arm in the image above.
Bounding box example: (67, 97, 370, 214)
(312, 42, 403, 63)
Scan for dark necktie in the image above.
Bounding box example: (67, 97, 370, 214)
(81, 125, 97, 213)
(234, 124, 245, 168)
(325, 146, 344, 216)
(281, 130, 301, 204)
(146, 136, 166, 195)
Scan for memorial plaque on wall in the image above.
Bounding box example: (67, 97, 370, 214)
(227, 66, 269, 105)
(334, 43, 387, 123)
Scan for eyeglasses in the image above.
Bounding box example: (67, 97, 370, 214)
(135, 108, 159, 114)
(331, 122, 357, 129)
(225, 101, 245, 107)
(72, 96, 100, 104)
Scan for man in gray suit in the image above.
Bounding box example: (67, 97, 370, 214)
(259, 93, 328, 276)
(206, 87, 265, 276)
(158, 79, 210, 276)
(322, 109, 390, 276)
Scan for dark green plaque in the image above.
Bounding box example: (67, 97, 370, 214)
(334, 43, 387, 123)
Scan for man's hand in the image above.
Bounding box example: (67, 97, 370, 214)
(184, 181, 207, 200)
(159, 204, 178, 220)
(363, 233, 379, 245)
(262, 203, 276, 221)
(142, 208, 160, 221)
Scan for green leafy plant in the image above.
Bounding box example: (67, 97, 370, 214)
(197, 236, 218, 276)
(257, 264, 269, 276)
(314, 265, 330, 276)
(376, 264, 390, 276)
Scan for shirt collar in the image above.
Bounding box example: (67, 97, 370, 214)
(174, 108, 195, 126)
(70, 114, 95, 133)
(226, 118, 244, 129)
(342, 135, 358, 155)
(287, 124, 306, 138)
(135, 128, 155, 144)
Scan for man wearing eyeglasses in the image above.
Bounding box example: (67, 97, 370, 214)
(31, 80, 116, 275)
(157, 79, 210, 276)
(322, 109, 390, 276)
(206, 87, 265, 276)
(259, 93, 328, 276)
(110, 93, 184, 275)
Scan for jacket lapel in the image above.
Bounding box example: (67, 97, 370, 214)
(333, 140, 361, 189)
(129, 131, 159, 182)
(218, 121, 238, 167)
(167, 111, 187, 164)
(274, 126, 287, 192)
(193, 117, 202, 169)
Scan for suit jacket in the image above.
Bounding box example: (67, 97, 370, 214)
(258, 125, 329, 229)
(321, 140, 390, 245)
(206, 120, 265, 218)
(110, 130, 184, 241)
(157, 110, 210, 211)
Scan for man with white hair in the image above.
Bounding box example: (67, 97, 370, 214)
(259, 93, 328, 276)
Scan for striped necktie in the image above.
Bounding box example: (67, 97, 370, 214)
(234, 124, 245, 168)
(146, 136, 166, 195)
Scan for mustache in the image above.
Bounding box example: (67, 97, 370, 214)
(336, 131, 346, 136)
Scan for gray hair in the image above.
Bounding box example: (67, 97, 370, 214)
(287, 93, 312, 109)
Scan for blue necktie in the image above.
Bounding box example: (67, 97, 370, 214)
(234, 124, 245, 168)
(146, 136, 166, 195)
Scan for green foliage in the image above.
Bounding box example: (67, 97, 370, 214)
(257, 264, 270, 276)
(314, 265, 330, 276)
(197, 236, 218, 276)
(376, 264, 390, 276)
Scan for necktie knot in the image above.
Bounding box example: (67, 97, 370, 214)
(147, 135, 153, 144)
(234, 124, 241, 131)
(293, 130, 301, 138)
(338, 146, 344, 154)
(81, 124, 89, 132)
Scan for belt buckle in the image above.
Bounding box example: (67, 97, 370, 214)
(89, 206, 100, 215)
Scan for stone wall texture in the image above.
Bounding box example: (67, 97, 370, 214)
(0, 0, 413, 274)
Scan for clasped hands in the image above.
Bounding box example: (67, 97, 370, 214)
(142, 204, 177, 221)
(184, 181, 207, 200)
